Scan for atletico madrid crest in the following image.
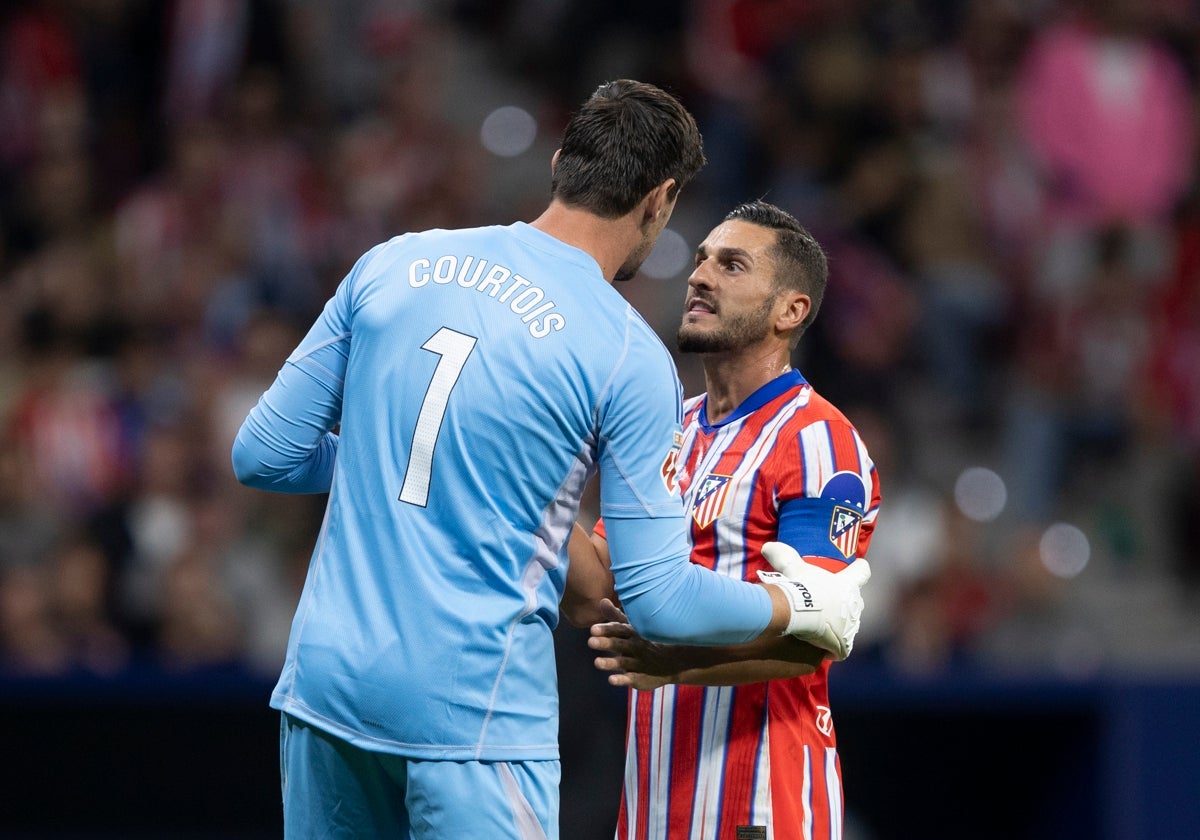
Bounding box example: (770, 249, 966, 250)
(691, 474, 732, 528)
(829, 505, 863, 559)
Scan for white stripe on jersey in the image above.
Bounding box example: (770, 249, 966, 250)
(802, 745, 814, 840)
(690, 685, 735, 839)
(651, 687, 673, 840)
(753, 716, 773, 837)
(799, 421, 836, 499)
(623, 702, 639, 839)
(825, 747, 843, 840)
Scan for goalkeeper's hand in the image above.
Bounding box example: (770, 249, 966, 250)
(757, 542, 871, 661)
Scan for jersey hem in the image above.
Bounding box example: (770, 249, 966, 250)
(270, 694, 561, 760)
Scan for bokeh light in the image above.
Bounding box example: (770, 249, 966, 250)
(1039, 522, 1090, 579)
(480, 105, 537, 157)
(640, 228, 691, 279)
(953, 466, 1007, 522)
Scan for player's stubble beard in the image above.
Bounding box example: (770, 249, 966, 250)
(615, 231, 656, 283)
(616, 205, 672, 282)
(677, 295, 775, 353)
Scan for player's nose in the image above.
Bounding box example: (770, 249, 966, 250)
(686, 262, 714, 289)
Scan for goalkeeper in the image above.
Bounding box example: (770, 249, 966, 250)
(565, 200, 880, 840)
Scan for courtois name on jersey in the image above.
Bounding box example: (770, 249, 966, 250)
(408, 254, 566, 338)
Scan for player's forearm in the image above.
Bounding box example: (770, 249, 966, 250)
(674, 658, 821, 686)
(561, 524, 617, 627)
(660, 636, 824, 685)
(232, 425, 338, 493)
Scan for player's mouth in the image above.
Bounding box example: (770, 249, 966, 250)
(684, 297, 716, 317)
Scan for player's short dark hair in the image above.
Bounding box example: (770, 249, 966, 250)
(724, 200, 828, 340)
(551, 80, 706, 218)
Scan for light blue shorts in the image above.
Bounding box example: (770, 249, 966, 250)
(279, 713, 559, 839)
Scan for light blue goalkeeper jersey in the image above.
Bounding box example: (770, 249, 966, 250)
(232, 222, 773, 760)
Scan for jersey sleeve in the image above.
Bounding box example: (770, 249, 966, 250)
(591, 315, 772, 645)
(230, 247, 378, 492)
(774, 417, 881, 571)
(593, 315, 686, 520)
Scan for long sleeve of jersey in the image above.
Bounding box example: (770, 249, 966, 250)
(231, 274, 354, 493)
(605, 514, 772, 645)
(593, 316, 772, 646)
(230, 356, 342, 493)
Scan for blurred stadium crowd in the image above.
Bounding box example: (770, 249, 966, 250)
(1, 0, 1199, 685)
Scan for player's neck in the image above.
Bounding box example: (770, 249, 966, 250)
(701, 348, 793, 423)
(529, 201, 641, 284)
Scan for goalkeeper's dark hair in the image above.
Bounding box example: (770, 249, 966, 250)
(551, 80, 706, 218)
(724, 200, 828, 341)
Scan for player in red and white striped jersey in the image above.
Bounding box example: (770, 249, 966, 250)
(569, 200, 880, 840)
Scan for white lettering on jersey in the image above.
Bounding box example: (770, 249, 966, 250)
(408, 255, 566, 338)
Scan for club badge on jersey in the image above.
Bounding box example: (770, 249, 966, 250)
(691, 473, 732, 528)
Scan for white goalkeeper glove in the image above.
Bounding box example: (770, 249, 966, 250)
(757, 541, 871, 661)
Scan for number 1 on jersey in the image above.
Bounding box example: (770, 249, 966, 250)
(399, 327, 478, 506)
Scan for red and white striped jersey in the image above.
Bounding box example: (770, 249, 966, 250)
(616, 370, 880, 840)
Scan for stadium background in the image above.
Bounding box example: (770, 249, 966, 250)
(1, 1, 1198, 837)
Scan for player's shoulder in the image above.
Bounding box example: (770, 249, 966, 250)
(784, 381, 863, 437)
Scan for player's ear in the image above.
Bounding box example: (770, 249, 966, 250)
(641, 178, 677, 226)
(776, 291, 810, 335)
(550, 148, 561, 174)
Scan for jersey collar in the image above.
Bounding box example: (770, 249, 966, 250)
(698, 369, 807, 432)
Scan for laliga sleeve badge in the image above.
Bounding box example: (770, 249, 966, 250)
(659, 430, 684, 495)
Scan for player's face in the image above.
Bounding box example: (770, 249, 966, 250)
(678, 220, 780, 354)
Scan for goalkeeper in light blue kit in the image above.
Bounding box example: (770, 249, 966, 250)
(232, 79, 869, 840)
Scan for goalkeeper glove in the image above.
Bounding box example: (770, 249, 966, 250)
(757, 541, 870, 661)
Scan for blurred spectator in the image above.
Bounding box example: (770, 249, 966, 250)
(999, 225, 1159, 523)
(161, 0, 252, 127)
(901, 151, 1010, 426)
(0, 1, 82, 178)
(156, 541, 244, 670)
(0, 563, 69, 675)
(972, 525, 1105, 677)
(887, 504, 999, 675)
(45, 533, 130, 674)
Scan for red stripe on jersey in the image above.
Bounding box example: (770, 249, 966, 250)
(667, 686, 702, 836)
(714, 684, 769, 838)
(827, 419, 862, 475)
